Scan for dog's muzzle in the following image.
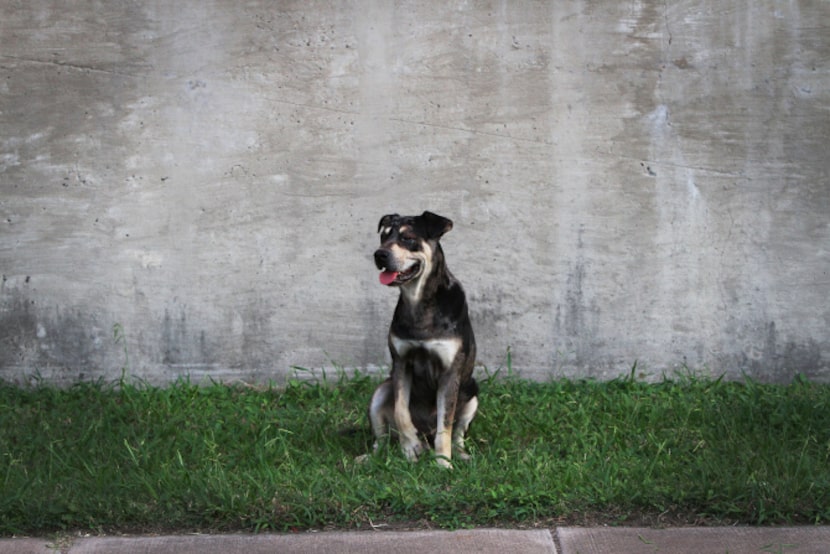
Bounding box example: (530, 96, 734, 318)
(374, 249, 421, 286)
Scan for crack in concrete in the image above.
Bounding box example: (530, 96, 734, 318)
(0, 55, 140, 78)
(600, 152, 752, 179)
(388, 117, 555, 146)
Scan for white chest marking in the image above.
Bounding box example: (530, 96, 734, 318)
(390, 335, 462, 369)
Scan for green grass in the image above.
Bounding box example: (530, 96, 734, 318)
(2, 369, 830, 535)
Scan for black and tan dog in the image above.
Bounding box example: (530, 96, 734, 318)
(367, 211, 478, 468)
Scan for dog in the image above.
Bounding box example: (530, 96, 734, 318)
(367, 211, 478, 468)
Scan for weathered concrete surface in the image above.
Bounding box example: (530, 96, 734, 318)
(0, 529, 557, 554)
(3, 528, 830, 554)
(557, 526, 830, 554)
(1, 1, 828, 384)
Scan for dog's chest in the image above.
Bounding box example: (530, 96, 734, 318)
(390, 334, 461, 371)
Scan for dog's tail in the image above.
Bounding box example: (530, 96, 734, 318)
(460, 377, 479, 401)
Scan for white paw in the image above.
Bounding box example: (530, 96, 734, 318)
(453, 449, 471, 462)
(401, 440, 425, 461)
(435, 456, 453, 469)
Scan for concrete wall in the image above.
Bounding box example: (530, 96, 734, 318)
(1, 1, 829, 385)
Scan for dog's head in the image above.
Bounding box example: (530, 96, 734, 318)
(373, 211, 453, 288)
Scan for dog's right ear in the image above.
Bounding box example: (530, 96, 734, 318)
(421, 211, 453, 239)
(377, 214, 399, 233)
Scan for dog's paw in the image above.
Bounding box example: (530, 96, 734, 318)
(453, 449, 472, 462)
(435, 456, 453, 470)
(355, 453, 370, 464)
(401, 440, 425, 462)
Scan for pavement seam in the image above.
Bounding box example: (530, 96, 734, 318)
(551, 527, 564, 554)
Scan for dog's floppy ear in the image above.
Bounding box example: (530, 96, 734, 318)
(421, 211, 453, 239)
(377, 214, 399, 233)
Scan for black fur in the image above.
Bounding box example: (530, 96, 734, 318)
(366, 211, 478, 467)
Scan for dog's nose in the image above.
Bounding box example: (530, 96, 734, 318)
(374, 249, 391, 269)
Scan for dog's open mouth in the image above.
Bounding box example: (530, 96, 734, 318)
(379, 262, 421, 286)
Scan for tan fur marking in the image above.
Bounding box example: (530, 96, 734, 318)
(393, 371, 421, 460)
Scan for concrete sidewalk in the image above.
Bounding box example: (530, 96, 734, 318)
(1, 527, 829, 553)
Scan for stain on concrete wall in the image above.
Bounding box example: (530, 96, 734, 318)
(1, 1, 828, 384)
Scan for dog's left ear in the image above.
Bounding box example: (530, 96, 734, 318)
(421, 211, 453, 239)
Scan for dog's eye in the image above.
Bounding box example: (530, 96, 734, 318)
(401, 236, 419, 249)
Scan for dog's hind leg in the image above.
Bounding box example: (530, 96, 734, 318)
(368, 379, 394, 452)
(356, 380, 394, 463)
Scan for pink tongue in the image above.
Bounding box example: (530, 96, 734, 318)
(379, 270, 399, 285)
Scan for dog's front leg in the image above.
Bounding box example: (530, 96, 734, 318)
(452, 395, 477, 460)
(392, 366, 423, 461)
(435, 373, 460, 469)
